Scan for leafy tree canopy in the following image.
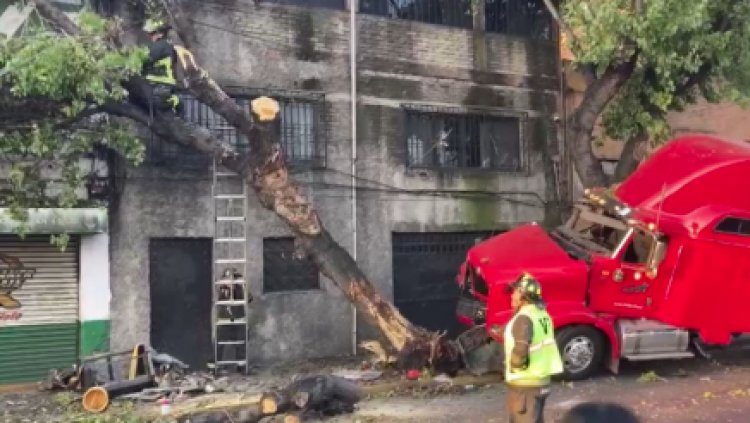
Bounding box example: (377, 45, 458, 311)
(563, 0, 750, 145)
(0, 10, 146, 222)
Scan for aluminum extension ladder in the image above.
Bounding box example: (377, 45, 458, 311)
(210, 159, 250, 374)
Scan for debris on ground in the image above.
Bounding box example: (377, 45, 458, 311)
(358, 340, 397, 368)
(637, 370, 666, 383)
(332, 370, 383, 382)
(433, 374, 453, 384)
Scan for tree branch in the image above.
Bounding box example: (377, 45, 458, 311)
(31, 0, 80, 36)
(567, 51, 639, 187)
(159, 0, 198, 50)
(31, 0, 437, 358)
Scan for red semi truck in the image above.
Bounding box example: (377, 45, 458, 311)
(456, 135, 750, 379)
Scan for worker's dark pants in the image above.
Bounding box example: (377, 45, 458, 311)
(131, 82, 183, 117)
(506, 384, 549, 423)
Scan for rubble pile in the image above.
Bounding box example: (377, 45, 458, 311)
(42, 345, 364, 422)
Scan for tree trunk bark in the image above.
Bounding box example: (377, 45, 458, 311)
(175, 82, 432, 354)
(613, 131, 647, 183)
(566, 54, 638, 188)
(33, 0, 449, 369)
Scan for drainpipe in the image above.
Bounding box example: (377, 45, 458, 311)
(349, 0, 358, 356)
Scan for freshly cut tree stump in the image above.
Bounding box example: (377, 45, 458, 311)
(260, 391, 289, 415)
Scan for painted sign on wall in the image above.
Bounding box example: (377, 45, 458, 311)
(0, 253, 36, 321)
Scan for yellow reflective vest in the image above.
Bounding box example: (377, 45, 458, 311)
(144, 39, 177, 86)
(504, 304, 564, 386)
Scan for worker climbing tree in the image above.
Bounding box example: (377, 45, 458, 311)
(141, 18, 182, 116)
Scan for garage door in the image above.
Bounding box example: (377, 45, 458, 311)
(392, 231, 498, 337)
(0, 236, 79, 385)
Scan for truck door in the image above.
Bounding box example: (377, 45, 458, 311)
(589, 228, 663, 316)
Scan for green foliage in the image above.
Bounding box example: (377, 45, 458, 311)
(1, 31, 146, 113)
(563, 0, 750, 145)
(0, 11, 147, 241)
(0, 121, 143, 209)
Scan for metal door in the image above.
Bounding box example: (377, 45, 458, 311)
(392, 231, 498, 337)
(149, 238, 212, 369)
(588, 229, 661, 316)
(0, 236, 79, 385)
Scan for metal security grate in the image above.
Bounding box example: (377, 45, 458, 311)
(392, 231, 502, 336)
(262, 0, 346, 8)
(359, 0, 553, 40)
(360, 0, 473, 29)
(263, 237, 320, 293)
(145, 90, 325, 168)
(404, 106, 525, 172)
(485, 0, 554, 40)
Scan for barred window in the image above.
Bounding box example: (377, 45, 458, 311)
(360, 0, 473, 29)
(261, 0, 346, 9)
(263, 237, 320, 293)
(404, 107, 524, 171)
(146, 91, 324, 167)
(485, 0, 553, 40)
(359, 0, 552, 40)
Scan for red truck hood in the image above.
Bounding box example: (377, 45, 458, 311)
(466, 223, 589, 303)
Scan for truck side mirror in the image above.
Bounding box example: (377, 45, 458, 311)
(646, 238, 667, 275)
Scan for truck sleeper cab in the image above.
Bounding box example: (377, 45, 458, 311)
(456, 135, 750, 380)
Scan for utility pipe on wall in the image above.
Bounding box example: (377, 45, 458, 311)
(349, 0, 359, 356)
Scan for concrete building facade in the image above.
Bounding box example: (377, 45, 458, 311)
(108, 0, 565, 365)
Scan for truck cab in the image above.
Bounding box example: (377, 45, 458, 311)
(456, 135, 750, 379)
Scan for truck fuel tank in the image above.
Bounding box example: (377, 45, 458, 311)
(617, 319, 694, 361)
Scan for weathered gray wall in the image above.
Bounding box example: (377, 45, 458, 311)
(110, 168, 214, 351)
(110, 1, 561, 362)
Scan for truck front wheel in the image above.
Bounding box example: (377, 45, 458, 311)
(555, 325, 604, 380)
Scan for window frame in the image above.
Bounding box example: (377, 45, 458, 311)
(226, 86, 326, 168)
(358, 0, 554, 42)
(145, 87, 327, 169)
(262, 0, 346, 9)
(401, 104, 528, 174)
(262, 237, 321, 294)
(714, 216, 750, 237)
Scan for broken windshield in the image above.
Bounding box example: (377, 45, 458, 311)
(555, 205, 629, 256)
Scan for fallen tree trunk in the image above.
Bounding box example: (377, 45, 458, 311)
(260, 375, 361, 416)
(32, 0, 458, 370)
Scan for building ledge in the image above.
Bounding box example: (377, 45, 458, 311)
(0, 208, 108, 234)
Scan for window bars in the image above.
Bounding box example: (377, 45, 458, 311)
(145, 90, 325, 168)
(403, 106, 526, 172)
(360, 0, 553, 40)
(262, 237, 320, 293)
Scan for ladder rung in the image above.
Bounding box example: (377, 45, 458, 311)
(216, 300, 246, 306)
(216, 216, 245, 221)
(216, 360, 247, 366)
(215, 172, 238, 177)
(215, 238, 246, 243)
(215, 279, 246, 285)
(215, 194, 245, 200)
(217, 319, 247, 325)
(215, 258, 246, 264)
(218, 340, 245, 345)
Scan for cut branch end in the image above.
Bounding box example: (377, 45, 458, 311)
(252, 97, 280, 121)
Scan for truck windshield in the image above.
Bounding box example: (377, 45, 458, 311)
(555, 205, 629, 255)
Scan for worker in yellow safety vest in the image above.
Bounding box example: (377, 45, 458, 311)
(142, 18, 182, 115)
(503, 273, 564, 423)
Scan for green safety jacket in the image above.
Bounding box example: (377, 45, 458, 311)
(143, 38, 177, 86)
(504, 304, 564, 387)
